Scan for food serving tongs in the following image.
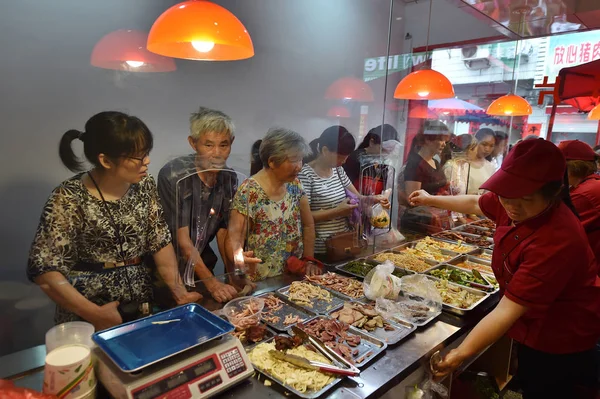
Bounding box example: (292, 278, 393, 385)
(268, 350, 358, 376)
(290, 325, 360, 376)
(448, 269, 493, 292)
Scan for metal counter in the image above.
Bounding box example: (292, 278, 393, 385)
(1, 272, 499, 398)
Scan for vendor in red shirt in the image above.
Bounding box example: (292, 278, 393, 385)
(557, 140, 600, 263)
(410, 139, 600, 399)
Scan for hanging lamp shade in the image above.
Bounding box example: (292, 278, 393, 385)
(588, 104, 600, 120)
(325, 77, 374, 102)
(394, 69, 455, 100)
(327, 106, 351, 118)
(486, 94, 532, 116)
(147, 0, 254, 61)
(91, 30, 176, 72)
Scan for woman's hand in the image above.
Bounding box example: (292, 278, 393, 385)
(408, 190, 432, 207)
(305, 261, 323, 277)
(174, 290, 203, 305)
(89, 301, 123, 331)
(205, 280, 238, 303)
(431, 349, 465, 379)
(373, 195, 391, 209)
(335, 199, 359, 217)
(234, 250, 262, 275)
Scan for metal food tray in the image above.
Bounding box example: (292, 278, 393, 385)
(368, 249, 440, 273)
(247, 334, 345, 399)
(433, 230, 493, 248)
(277, 283, 346, 315)
(92, 303, 234, 373)
(326, 301, 416, 345)
(336, 259, 416, 281)
(256, 292, 316, 331)
(468, 248, 494, 263)
(447, 254, 494, 275)
(307, 272, 367, 302)
(426, 264, 498, 293)
(426, 275, 490, 316)
(452, 224, 494, 238)
(290, 315, 387, 368)
(423, 236, 480, 254)
(241, 323, 277, 352)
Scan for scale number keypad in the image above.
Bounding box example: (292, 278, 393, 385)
(220, 348, 246, 378)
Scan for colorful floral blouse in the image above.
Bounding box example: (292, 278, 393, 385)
(231, 178, 305, 281)
(27, 173, 171, 324)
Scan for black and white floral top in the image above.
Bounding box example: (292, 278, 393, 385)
(27, 173, 171, 324)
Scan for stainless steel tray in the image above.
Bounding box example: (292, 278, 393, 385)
(447, 254, 494, 275)
(426, 275, 490, 316)
(368, 249, 440, 273)
(305, 272, 367, 302)
(336, 258, 417, 280)
(277, 283, 346, 315)
(468, 248, 494, 263)
(256, 292, 316, 331)
(335, 259, 379, 280)
(433, 230, 493, 248)
(290, 315, 387, 368)
(426, 264, 498, 293)
(247, 334, 345, 399)
(423, 236, 480, 254)
(327, 301, 416, 345)
(452, 224, 494, 238)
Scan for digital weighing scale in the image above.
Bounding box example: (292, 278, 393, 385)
(95, 334, 253, 399)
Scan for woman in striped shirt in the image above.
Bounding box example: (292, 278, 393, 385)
(298, 126, 390, 256)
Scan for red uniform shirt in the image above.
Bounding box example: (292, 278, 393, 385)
(479, 192, 600, 354)
(570, 174, 600, 263)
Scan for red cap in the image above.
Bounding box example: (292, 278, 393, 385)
(480, 139, 565, 199)
(557, 140, 597, 161)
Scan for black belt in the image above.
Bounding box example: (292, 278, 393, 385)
(73, 257, 143, 272)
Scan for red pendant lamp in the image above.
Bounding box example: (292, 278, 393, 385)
(487, 94, 532, 116)
(486, 10, 532, 117)
(589, 104, 600, 120)
(147, 0, 254, 61)
(91, 30, 176, 72)
(325, 77, 374, 102)
(327, 106, 351, 118)
(394, 0, 454, 100)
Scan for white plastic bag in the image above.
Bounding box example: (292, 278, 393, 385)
(406, 375, 448, 399)
(375, 275, 442, 325)
(363, 261, 402, 300)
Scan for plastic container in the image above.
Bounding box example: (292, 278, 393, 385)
(43, 344, 96, 399)
(222, 296, 264, 330)
(46, 321, 95, 353)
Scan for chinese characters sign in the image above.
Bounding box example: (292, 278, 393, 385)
(545, 30, 600, 80)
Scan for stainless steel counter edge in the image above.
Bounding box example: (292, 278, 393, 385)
(2, 271, 499, 399)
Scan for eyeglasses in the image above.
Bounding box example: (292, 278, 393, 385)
(127, 153, 150, 163)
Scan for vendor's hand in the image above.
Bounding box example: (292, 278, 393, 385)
(335, 199, 359, 217)
(305, 261, 323, 277)
(374, 195, 391, 209)
(408, 189, 432, 207)
(431, 349, 464, 379)
(174, 291, 203, 305)
(206, 280, 238, 303)
(234, 250, 262, 275)
(90, 301, 122, 331)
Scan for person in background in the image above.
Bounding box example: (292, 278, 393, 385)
(299, 126, 390, 257)
(410, 139, 600, 398)
(594, 145, 600, 172)
(228, 128, 318, 281)
(467, 128, 497, 194)
(489, 130, 509, 169)
(28, 111, 200, 331)
(250, 139, 262, 176)
(558, 140, 600, 263)
(157, 107, 239, 303)
(398, 120, 451, 233)
(343, 124, 398, 188)
(443, 137, 479, 225)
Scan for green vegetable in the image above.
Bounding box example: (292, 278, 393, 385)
(343, 261, 375, 277)
(392, 269, 411, 279)
(430, 268, 487, 286)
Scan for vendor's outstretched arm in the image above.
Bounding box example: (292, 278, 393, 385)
(409, 190, 484, 216)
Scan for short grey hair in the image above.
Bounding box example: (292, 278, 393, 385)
(260, 127, 310, 168)
(189, 107, 235, 141)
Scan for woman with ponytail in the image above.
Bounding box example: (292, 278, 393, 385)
(28, 111, 200, 331)
(410, 139, 600, 398)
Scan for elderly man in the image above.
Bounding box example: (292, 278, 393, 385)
(158, 107, 239, 303)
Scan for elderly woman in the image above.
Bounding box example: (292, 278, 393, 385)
(227, 128, 318, 281)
